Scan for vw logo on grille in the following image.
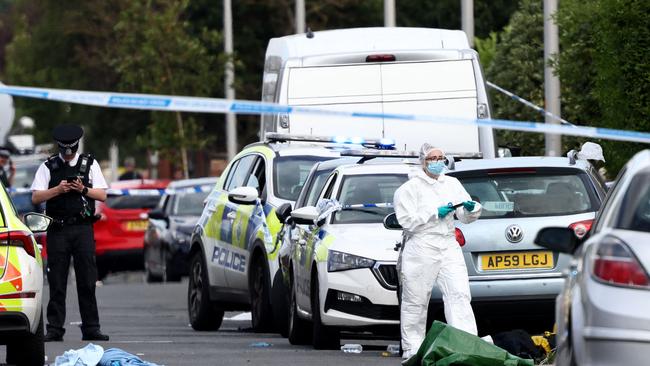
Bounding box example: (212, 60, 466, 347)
(505, 224, 524, 243)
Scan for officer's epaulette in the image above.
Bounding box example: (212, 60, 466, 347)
(45, 154, 62, 171)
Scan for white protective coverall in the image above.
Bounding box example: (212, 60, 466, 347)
(394, 168, 482, 358)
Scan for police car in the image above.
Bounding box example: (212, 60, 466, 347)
(0, 184, 52, 365)
(187, 134, 396, 332)
(281, 158, 417, 349)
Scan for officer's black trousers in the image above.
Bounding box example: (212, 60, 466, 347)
(46, 223, 101, 336)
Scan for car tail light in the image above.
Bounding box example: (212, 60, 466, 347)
(592, 237, 649, 288)
(0, 230, 36, 257)
(569, 219, 593, 239)
(366, 54, 396, 62)
(455, 228, 466, 247)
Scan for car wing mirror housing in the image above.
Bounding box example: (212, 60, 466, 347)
(534, 227, 581, 254)
(383, 212, 403, 230)
(228, 186, 259, 205)
(24, 213, 53, 233)
(147, 208, 167, 221)
(275, 202, 293, 223)
(291, 206, 320, 226)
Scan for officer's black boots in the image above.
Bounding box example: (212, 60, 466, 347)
(44, 331, 64, 342)
(81, 330, 110, 341)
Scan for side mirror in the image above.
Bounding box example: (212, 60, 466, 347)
(24, 213, 52, 233)
(147, 208, 167, 221)
(275, 203, 293, 223)
(383, 212, 402, 230)
(534, 227, 581, 254)
(228, 186, 259, 205)
(290, 206, 320, 226)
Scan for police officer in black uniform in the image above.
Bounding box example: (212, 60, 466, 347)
(31, 125, 109, 342)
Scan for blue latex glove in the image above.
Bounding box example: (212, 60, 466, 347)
(438, 205, 455, 218)
(462, 200, 476, 212)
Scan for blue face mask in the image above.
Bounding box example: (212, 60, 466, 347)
(426, 161, 446, 175)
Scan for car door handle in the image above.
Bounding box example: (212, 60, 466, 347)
(227, 212, 237, 220)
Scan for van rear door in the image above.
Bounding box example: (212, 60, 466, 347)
(285, 59, 480, 152)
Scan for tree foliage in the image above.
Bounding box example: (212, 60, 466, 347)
(483, 0, 546, 156)
(110, 0, 223, 165)
(556, 0, 650, 176)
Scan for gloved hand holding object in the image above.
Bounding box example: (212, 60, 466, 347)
(462, 200, 476, 212)
(437, 205, 455, 218)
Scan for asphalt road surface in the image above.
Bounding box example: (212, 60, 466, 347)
(1, 271, 402, 366)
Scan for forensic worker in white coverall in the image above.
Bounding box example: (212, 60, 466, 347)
(393, 143, 482, 361)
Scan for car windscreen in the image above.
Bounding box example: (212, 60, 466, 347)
(616, 172, 650, 232)
(454, 169, 598, 219)
(273, 156, 335, 201)
(173, 190, 210, 216)
(13, 164, 40, 189)
(332, 174, 408, 224)
(105, 194, 161, 210)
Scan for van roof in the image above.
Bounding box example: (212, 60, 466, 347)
(266, 27, 470, 60)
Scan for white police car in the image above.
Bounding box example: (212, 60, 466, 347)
(281, 160, 415, 349)
(187, 134, 397, 333)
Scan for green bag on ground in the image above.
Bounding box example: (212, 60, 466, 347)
(402, 321, 535, 366)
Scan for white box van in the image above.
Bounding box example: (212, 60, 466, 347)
(261, 27, 495, 158)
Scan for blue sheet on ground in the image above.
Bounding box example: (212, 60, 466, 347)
(98, 348, 161, 366)
(54, 343, 104, 366)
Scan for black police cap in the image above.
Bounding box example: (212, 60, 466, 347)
(0, 148, 10, 158)
(53, 124, 84, 144)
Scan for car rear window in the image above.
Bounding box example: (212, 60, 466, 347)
(333, 174, 408, 224)
(173, 191, 210, 216)
(454, 169, 598, 219)
(273, 156, 335, 201)
(105, 194, 161, 210)
(616, 172, 650, 232)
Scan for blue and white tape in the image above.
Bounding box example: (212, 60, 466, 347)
(342, 203, 394, 209)
(486, 81, 575, 126)
(2, 84, 650, 144)
(8, 185, 213, 196)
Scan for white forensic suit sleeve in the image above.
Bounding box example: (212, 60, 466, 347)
(393, 182, 438, 232)
(452, 178, 482, 224)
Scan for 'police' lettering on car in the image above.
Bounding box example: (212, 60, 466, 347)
(212, 246, 247, 272)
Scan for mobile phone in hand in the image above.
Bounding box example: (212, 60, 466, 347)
(66, 175, 79, 183)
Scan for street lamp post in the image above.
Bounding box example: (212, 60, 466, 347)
(384, 0, 395, 27)
(295, 0, 305, 34)
(461, 0, 474, 47)
(224, 0, 237, 160)
(544, 0, 561, 156)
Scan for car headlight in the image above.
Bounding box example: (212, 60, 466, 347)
(327, 250, 375, 272)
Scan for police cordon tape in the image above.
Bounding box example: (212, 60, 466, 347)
(2, 84, 650, 144)
(8, 185, 213, 195)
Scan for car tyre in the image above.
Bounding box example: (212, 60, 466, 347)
(311, 271, 340, 350)
(249, 253, 273, 332)
(271, 268, 289, 337)
(7, 312, 44, 366)
(287, 270, 312, 345)
(144, 259, 163, 283)
(163, 247, 181, 282)
(188, 250, 224, 331)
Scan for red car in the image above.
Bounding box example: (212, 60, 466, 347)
(94, 179, 170, 279)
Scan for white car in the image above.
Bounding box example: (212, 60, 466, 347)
(281, 161, 414, 349)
